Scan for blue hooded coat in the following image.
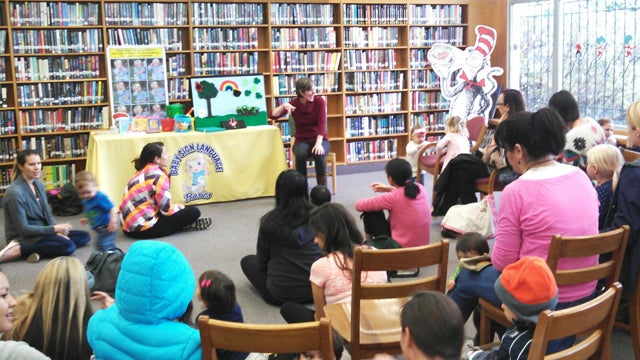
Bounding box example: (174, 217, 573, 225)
(87, 241, 201, 359)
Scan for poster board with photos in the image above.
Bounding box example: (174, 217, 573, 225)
(107, 45, 169, 130)
(189, 74, 268, 129)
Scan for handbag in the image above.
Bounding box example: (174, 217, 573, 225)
(482, 143, 507, 170)
(85, 248, 125, 296)
(441, 194, 497, 238)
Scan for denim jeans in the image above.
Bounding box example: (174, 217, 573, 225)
(20, 230, 90, 258)
(94, 225, 116, 251)
(447, 265, 502, 321)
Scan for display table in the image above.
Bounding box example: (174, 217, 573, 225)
(86, 125, 287, 205)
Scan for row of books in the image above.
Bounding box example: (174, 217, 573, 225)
(17, 81, 105, 107)
(104, 3, 187, 26)
(0, 138, 17, 163)
(0, 168, 15, 193)
(167, 78, 189, 100)
(343, 5, 407, 25)
(271, 27, 337, 50)
(14, 55, 101, 81)
(41, 164, 76, 191)
(193, 28, 259, 51)
(344, 71, 404, 92)
(410, 5, 464, 25)
(274, 73, 340, 95)
(192, 3, 264, 26)
(22, 134, 88, 160)
(411, 113, 447, 132)
(10, 2, 99, 26)
(106, 28, 183, 51)
(344, 93, 402, 115)
(0, 111, 16, 135)
(168, 54, 187, 77)
(410, 49, 432, 69)
(411, 91, 450, 111)
(270, 4, 334, 25)
(409, 27, 465, 47)
(193, 52, 259, 76)
(272, 51, 341, 73)
(344, 49, 397, 70)
(0, 87, 7, 108)
(346, 139, 398, 162)
(275, 122, 291, 142)
(410, 70, 440, 89)
(12, 29, 103, 54)
(0, 30, 6, 54)
(19, 107, 105, 133)
(344, 27, 400, 48)
(345, 115, 406, 137)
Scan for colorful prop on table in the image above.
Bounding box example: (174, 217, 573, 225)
(221, 117, 246, 130)
(189, 74, 268, 128)
(113, 112, 131, 133)
(427, 25, 503, 121)
(174, 114, 192, 132)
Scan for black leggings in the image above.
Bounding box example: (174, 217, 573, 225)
(435, 161, 489, 215)
(280, 302, 316, 323)
(123, 206, 200, 239)
(240, 254, 285, 306)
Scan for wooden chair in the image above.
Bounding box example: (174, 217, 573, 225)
(528, 282, 622, 359)
(304, 151, 337, 194)
(198, 316, 335, 360)
(474, 119, 506, 197)
(622, 148, 640, 163)
(323, 240, 449, 360)
(478, 225, 630, 345)
(418, 116, 488, 204)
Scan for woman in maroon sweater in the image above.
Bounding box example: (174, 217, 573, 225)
(270, 77, 330, 186)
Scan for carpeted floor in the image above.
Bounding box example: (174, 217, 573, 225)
(0, 166, 634, 359)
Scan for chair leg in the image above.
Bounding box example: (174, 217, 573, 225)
(631, 281, 640, 359)
(330, 155, 337, 195)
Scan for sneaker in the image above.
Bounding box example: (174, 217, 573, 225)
(389, 268, 420, 278)
(26, 253, 41, 263)
(184, 217, 212, 231)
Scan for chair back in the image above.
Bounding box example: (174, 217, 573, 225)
(466, 116, 488, 153)
(547, 225, 629, 289)
(336, 240, 449, 359)
(528, 283, 622, 359)
(622, 148, 640, 163)
(198, 317, 335, 360)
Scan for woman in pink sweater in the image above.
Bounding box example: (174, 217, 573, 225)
(355, 158, 431, 248)
(448, 108, 599, 352)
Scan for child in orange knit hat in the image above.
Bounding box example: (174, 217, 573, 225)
(462, 256, 558, 360)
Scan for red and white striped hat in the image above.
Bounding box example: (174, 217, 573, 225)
(473, 25, 497, 57)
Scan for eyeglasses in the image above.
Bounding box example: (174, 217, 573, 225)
(496, 102, 505, 106)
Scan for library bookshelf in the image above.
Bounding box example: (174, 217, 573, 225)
(0, 0, 506, 195)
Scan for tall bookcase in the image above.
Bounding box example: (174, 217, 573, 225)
(0, 0, 507, 195)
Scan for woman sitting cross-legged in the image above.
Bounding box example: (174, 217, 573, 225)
(280, 203, 387, 323)
(240, 169, 324, 305)
(0, 149, 89, 263)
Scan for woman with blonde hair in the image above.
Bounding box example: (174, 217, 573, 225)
(5, 257, 93, 359)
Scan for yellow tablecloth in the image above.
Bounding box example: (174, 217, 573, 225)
(86, 125, 287, 205)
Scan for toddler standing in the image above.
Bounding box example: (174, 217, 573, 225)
(75, 171, 118, 251)
(586, 144, 624, 230)
(197, 270, 247, 360)
(405, 124, 429, 184)
(436, 115, 470, 171)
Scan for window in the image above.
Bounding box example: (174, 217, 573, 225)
(510, 0, 640, 125)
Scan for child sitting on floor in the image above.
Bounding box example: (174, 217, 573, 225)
(446, 232, 491, 292)
(462, 256, 559, 360)
(586, 144, 624, 230)
(197, 270, 248, 360)
(405, 124, 429, 184)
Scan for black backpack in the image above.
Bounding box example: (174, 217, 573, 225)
(85, 248, 126, 296)
(48, 183, 83, 216)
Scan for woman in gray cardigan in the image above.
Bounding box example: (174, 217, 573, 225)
(0, 149, 89, 263)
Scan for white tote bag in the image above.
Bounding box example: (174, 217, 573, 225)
(441, 194, 497, 238)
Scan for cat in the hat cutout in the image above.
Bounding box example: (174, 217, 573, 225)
(427, 25, 503, 121)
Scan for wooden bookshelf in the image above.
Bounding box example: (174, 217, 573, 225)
(0, 0, 507, 195)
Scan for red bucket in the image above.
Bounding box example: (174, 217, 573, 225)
(161, 118, 175, 132)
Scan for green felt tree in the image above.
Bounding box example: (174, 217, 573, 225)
(194, 80, 218, 117)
